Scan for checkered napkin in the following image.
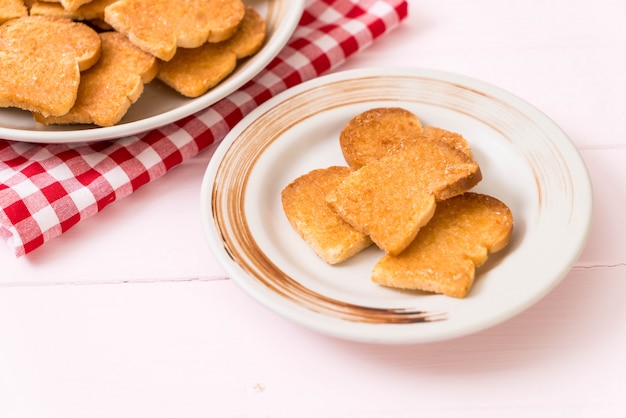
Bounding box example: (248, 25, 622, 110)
(0, 0, 408, 257)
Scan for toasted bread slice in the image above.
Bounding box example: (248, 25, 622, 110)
(34, 30, 157, 126)
(339, 107, 477, 169)
(371, 193, 513, 298)
(219, 6, 266, 58)
(339, 107, 423, 169)
(421, 126, 473, 159)
(157, 43, 236, 98)
(30, 0, 117, 21)
(157, 6, 265, 97)
(282, 166, 373, 265)
(326, 140, 482, 255)
(104, 0, 245, 61)
(0, 15, 101, 116)
(0, 0, 28, 25)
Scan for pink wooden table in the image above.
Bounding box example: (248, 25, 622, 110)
(2, 1, 625, 416)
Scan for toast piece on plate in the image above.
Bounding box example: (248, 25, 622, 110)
(104, 0, 245, 61)
(0, 15, 101, 116)
(421, 125, 474, 159)
(282, 166, 373, 265)
(0, 0, 28, 25)
(157, 6, 265, 97)
(30, 0, 117, 21)
(219, 5, 266, 58)
(339, 107, 423, 169)
(339, 107, 477, 170)
(34, 30, 157, 126)
(326, 140, 482, 256)
(371, 192, 514, 298)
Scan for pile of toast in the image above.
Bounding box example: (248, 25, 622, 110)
(281, 107, 514, 298)
(0, 0, 266, 126)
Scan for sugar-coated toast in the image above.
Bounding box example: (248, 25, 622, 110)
(326, 140, 482, 256)
(339, 107, 423, 169)
(421, 125, 473, 159)
(34, 30, 158, 126)
(30, 0, 117, 21)
(157, 6, 266, 98)
(0, 15, 101, 116)
(282, 166, 373, 265)
(339, 107, 476, 170)
(104, 0, 246, 61)
(371, 192, 513, 298)
(0, 0, 28, 25)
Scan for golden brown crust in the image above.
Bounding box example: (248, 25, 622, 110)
(30, 0, 117, 21)
(0, 15, 101, 116)
(371, 192, 514, 298)
(421, 126, 473, 159)
(0, 0, 28, 25)
(104, 0, 246, 61)
(157, 44, 236, 98)
(34, 30, 157, 126)
(339, 108, 479, 172)
(281, 166, 373, 265)
(326, 140, 481, 256)
(157, 6, 266, 97)
(339, 107, 423, 169)
(219, 6, 266, 59)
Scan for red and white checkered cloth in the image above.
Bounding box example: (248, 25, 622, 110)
(0, 0, 408, 257)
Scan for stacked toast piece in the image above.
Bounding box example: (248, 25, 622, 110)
(0, 0, 266, 126)
(281, 107, 514, 298)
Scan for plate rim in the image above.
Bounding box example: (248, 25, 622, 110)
(0, 0, 305, 144)
(200, 66, 594, 344)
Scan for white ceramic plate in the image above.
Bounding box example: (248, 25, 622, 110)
(200, 67, 593, 344)
(0, 0, 305, 144)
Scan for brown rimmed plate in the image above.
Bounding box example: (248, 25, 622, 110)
(200, 67, 593, 344)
